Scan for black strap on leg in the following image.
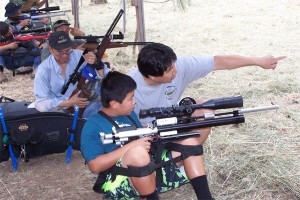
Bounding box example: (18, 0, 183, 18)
(109, 142, 203, 186)
(155, 142, 203, 187)
(111, 161, 157, 180)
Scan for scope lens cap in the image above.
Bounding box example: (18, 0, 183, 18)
(179, 97, 196, 106)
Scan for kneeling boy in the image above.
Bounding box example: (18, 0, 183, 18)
(80, 71, 213, 200)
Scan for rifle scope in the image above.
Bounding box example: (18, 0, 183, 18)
(74, 31, 124, 42)
(22, 6, 60, 13)
(139, 96, 243, 119)
(13, 25, 52, 34)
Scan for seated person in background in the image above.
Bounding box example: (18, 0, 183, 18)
(34, 31, 109, 119)
(0, 21, 41, 83)
(81, 71, 213, 200)
(5, 2, 51, 31)
(4, 3, 31, 31)
(41, 19, 86, 61)
(9, 0, 47, 11)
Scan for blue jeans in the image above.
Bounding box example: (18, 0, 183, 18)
(0, 48, 41, 70)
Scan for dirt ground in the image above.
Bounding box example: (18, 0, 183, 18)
(0, 0, 300, 200)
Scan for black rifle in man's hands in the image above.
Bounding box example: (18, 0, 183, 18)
(63, 9, 124, 117)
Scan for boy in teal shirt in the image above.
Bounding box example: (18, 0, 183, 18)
(81, 71, 213, 199)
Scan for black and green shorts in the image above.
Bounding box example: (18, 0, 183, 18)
(102, 149, 189, 199)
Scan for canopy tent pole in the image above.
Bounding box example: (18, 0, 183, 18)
(131, 0, 146, 53)
(122, 0, 126, 35)
(72, 0, 80, 29)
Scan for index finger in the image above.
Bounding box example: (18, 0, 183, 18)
(144, 136, 154, 141)
(276, 56, 287, 61)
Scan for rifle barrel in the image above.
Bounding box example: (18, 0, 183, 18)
(22, 6, 60, 13)
(13, 25, 52, 34)
(74, 32, 124, 40)
(238, 105, 279, 114)
(31, 11, 67, 19)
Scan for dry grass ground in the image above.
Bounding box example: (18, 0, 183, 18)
(0, 0, 299, 199)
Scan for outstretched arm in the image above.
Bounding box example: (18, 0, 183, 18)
(214, 55, 286, 71)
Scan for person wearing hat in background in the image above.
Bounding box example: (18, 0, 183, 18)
(4, 3, 32, 31)
(9, 0, 47, 12)
(0, 21, 41, 83)
(40, 19, 86, 62)
(33, 31, 109, 119)
(5, 2, 51, 30)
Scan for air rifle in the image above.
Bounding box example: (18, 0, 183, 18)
(12, 7, 69, 22)
(74, 33, 153, 50)
(64, 9, 124, 117)
(13, 25, 52, 34)
(100, 96, 279, 145)
(0, 32, 50, 47)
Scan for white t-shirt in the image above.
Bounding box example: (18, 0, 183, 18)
(127, 56, 214, 126)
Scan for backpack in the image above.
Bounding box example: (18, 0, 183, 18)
(0, 97, 86, 165)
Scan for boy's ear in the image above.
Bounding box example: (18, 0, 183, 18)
(49, 47, 54, 54)
(148, 75, 156, 81)
(109, 100, 119, 109)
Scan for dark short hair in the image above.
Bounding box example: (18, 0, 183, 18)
(101, 71, 137, 108)
(0, 22, 9, 36)
(137, 43, 177, 78)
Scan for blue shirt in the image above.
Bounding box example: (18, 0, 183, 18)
(81, 111, 142, 163)
(34, 49, 109, 118)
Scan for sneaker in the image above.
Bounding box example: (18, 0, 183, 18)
(15, 66, 33, 75)
(0, 71, 8, 83)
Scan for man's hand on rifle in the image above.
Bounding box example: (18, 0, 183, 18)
(62, 91, 88, 108)
(71, 91, 89, 108)
(83, 51, 106, 77)
(83, 52, 97, 65)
